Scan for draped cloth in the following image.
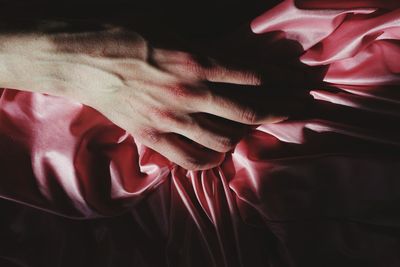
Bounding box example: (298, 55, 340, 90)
(0, 0, 399, 266)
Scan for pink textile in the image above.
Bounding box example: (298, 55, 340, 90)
(0, 0, 399, 266)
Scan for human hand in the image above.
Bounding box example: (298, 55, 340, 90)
(0, 26, 303, 170)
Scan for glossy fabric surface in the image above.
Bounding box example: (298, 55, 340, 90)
(0, 0, 399, 266)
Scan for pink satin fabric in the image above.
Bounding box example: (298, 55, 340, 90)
(1, 0, 400, 266)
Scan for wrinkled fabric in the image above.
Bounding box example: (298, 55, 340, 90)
(0, 0, 400, 266)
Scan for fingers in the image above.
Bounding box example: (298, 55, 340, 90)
(158, 82, 305, 126)
(151, 48, 315, 87)
(199, 61, 263, 85)
(192, 94, 290, 125)
(189, 83, 310, 125)
(169, 113, 248, 153)
(151, 48, 262, 85)
(136, 130, 225, 170)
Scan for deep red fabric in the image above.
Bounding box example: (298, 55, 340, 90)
(0, 0, 399, 266)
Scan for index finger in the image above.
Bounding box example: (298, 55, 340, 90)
(151, 48, 263, 85)
(191, 84, 308, 125)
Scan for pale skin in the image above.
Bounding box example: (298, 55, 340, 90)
(0, 22, 304, 170)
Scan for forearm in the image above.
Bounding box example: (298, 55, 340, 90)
(0, 20, 149, 104)
(0, 32, 60, 95)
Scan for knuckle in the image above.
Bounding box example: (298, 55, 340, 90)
(240, 107, 260, 124)
(136, 127, 161, 145)
(182, 156, 207, 171)
(166, 82, 210, 104)
(215, 136, 237, 152)
(181, 53, 204, 76)
(149, 108, 183, 129)
(166, 83, 191, 99)
(164, 114, 184, 128)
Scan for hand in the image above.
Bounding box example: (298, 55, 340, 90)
(0, 26, 301, 170)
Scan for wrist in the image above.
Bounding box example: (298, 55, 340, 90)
(0, 23, 152, 107)
(0, 32, 69, 96)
